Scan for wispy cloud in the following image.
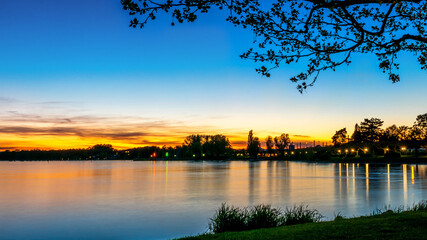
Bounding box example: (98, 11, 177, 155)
(0, 97, 17, 103)
(0, 111, 238, 148)
(292, 134, 312, 138)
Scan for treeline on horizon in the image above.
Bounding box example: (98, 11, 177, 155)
(0, 132, 290, 161)
(1, 113, 426, 161)
(330, 113, 427, 158)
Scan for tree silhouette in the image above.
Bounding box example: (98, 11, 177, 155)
(247, 130, 261, 159)
(88, 144, 115, 159)
(274, 133, 290, 158)
(332, 128, 347, 146)
(407, 126, 424, 157)
(351, 123, 363, 143)
(122, 0, 427, 92)
(415, 113, 427, 140)
(265, 136, 274, 156)
(415, 113, 427, 128)
(184, 134, 204, 158)
(381, 125, 400, 142)
(397, 125, 411, 141)
(203, 134, 231, 158)
(359, 118, 384, 143)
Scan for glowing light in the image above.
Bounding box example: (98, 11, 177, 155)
(153, 152, 157, 158)
(291, 151, 294, 155)
(351, 149, 355, 152)
(165, 152, 169, 157)
(338, 150, 341, 153)
(401, 147, 407, 151)
(193, 154, 195, 157)
(364, 148, 368, 152)
(345, 149, 348, 153)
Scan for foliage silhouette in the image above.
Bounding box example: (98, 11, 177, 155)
(247, 130, 261, 159)
(265, 136, 274, 156)
(332, 128, 347, 146)
(335, 113, 427, 158)
(274, 133, 290, 158)
(1, 113, 425, 161)
(88, 144, 115, 159)
(122, 0, 427, 92)
(359, 118, 384, 143)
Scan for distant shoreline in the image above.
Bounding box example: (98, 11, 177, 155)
(1, 158, 427, 165)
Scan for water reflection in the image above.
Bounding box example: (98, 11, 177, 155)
(403, 164, 407, 206)
(0, 161, 425, 240)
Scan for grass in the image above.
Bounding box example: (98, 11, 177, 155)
(177, 201, 427, 240)
(208, 203, 247, 233)
(208, 204, 322, 233)
(281, 204, 322, 226)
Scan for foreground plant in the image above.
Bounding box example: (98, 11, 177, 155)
(208, 203, 323, 233)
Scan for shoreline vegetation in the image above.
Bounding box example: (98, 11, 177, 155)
(177, 201, 427, 240)
(1, 146, 426, 164)
(1, 114, 426, 163)
(1, 147, 426, 164)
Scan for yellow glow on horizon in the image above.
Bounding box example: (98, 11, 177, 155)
(0, 129, 332, 151)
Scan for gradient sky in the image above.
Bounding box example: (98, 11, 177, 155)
(0, 0, 426, 150)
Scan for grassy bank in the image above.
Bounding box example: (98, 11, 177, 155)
(178, 210, 427, 240)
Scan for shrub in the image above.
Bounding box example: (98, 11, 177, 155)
(208, 203, 323, 234)
(246, 204, 282, 230)
(371, 205, 403, 216)
(282, 205, 323, 225)
(208, 201, 426, 234)
(333, 211, 344, 221)
(208, 203, 247, 233)
(410, 200, 427, 211)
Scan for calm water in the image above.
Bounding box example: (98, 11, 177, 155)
(0, 161, 426, 239)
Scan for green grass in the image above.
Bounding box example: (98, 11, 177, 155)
(177, 210, 427, 240)
(207, 203, 323, 233)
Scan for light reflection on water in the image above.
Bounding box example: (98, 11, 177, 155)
(0, 161, 426, 240)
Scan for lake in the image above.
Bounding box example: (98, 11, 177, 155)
(0, 161, 426, 239)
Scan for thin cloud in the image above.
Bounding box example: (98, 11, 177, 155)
(0, 111, 228, 144)
(0, 111, 255, 148)
(292, 134, 312, 138)
(0, 97, 17, 103)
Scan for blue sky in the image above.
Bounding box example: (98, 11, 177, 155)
(0, 0, 426, 149)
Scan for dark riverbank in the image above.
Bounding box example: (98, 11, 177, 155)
(2, 156, 427, 165)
